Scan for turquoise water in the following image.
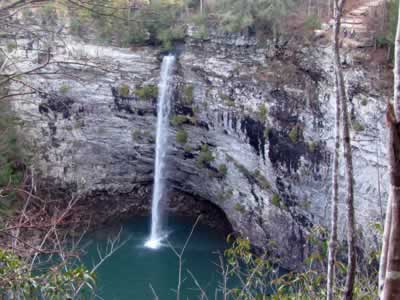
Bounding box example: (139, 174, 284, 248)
(82, 217, 228, 300)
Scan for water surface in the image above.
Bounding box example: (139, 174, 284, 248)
(82, 217, 227, 300)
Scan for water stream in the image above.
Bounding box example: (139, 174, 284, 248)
(145, 55, 175, 249)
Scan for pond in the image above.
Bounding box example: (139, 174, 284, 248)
(82, 217, 228, 300)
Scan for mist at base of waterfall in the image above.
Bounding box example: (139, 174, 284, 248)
(82, 217, 227, 300)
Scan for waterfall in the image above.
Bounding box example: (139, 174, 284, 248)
(145, 55, 175, 249)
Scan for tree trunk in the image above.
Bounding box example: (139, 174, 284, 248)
(382, 2, 400, 298)
(383, 103, 400, 300)
(333, 1, 357, 299)
(327, 77, 341, 300)
(379, 193, 392, 299)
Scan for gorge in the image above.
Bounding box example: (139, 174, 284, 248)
(11, 29, 388, 269)
(0, 0, 395, 297)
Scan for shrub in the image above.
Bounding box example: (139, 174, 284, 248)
(218, 164, 228, 178)
(171, 115, 189, 127)
(220, 93, 235, 107)
(59, 83, 70, 95)
(176, 129, 188, 145)
(352, 120, 365, 132)
(256, 103, 268, 122)
(182, 85, 194, 105)
(192, 25, 209, 40)
(304, 15, 322, 31)
(132, 129, 142, 141)
(135, 84, 158, 100)
(361, 98, 368, 106)
(253, 170, 270, 190)
(308, 141, 317, 153)
(197, 144, 214, 167)
(234, 203, 245, 213)
(157, 25, 186, 51)
(271, 193, 280, 207)
(289, 127, 300, 143)
(264, 127, 271, 139)
(6, 42, 17, 53)
(218, 189, 234, 202)
(119, 84, 130, 97)
(184, 145, 192, 153)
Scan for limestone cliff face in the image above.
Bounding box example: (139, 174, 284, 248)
(11, 30, 389, 268)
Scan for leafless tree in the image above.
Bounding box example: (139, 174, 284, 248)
(380, 1, 400, 299)
(331, 0, 357, 299)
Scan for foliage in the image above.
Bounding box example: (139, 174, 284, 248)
(59, 83, 71, 95)
(176, 129, 188, 145)
(264, 127, 271, 139)
(171, 114, 190, 127)
(303, 15, 321, 31)
(220, 93, 235, 107)
(184, 145, 192, 153)
(271, 193, 280, 207)
(135, 84, 158, 100)
(352, 120, 365, 132)
(197, 144, 214, 167)
(288, 127, 300, 143)
(0, 103, 25, 216)
(376, 0, 399, 60)
(216, 0, 294, 38)
(0, 249, 95, 300)
(157, 25, 186, 51)
(234, 203, 246, 213)
(308, 141, 317, 153)
(118, 84, 130, 97)
(218, 189, 234, 202)
(222, 232, 379, 300)
(182, 85, 194, 105)
(6, 41, 17, 53)
(257, 103, 268, 122)
(253, 170, 270, 189)
(218, 163, 228, 178)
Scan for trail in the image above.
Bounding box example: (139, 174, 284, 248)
(323, 0, 387, 47)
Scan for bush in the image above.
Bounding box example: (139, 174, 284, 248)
(118, 84, 130, 97)
(192, 25, 209, 40)
(157, 25, 186, 51)
(271, 193, 280, 207)
(182, 85, 194, 105)
(171, 115, 189, 127)
(234, 203, 245, 213)
(218, 164, 228, 178)
(288, 127, 300, 143)
(0, 248, 96, 298)
(221, 94, 235, 107)
(197, 144, 214, 167)
(253, 170, 270, 190)
(132, 129, 142, 141)
(135, 84, 158, 100)
(6, 42, 17, 53)
(176, 129, 188, 145)
(256, 103, 268, 122)
(352, 120, 365, 132)
(218, 189, 234, 202)
(308, 141, 317, 153)
(59, 83, 70, 95)
(184, 145, 192, 153)
(304, 15, 322, 31)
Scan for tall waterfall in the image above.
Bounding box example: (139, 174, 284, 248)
(145, 55, 175, 250)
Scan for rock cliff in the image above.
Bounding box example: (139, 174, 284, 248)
(10, 29, 390, 268)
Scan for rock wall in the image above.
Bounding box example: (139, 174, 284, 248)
(10, 30, 390, 269)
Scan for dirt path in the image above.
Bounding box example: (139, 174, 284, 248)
(323, 0, 386, 48)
